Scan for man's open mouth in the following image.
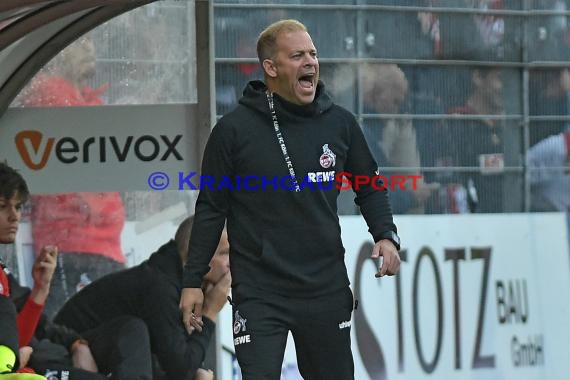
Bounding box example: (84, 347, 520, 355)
(299, 73, 315, 89)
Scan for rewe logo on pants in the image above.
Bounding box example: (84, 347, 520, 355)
(15, 130, 183, 170)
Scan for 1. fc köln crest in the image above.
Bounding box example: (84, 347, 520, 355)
(319, 144, 336, 169)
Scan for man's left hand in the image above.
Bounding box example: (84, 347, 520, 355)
(371, 240, 400, 277)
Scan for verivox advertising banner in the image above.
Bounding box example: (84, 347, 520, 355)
(0, 105, 198, 192)
(219, 213, 570, 380)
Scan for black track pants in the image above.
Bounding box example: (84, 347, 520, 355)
(82, 316, 153, 380)
(232, 285, 355, 380)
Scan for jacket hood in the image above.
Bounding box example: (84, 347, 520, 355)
(147, 240, 182, 284)
(239, 80, 333, 118)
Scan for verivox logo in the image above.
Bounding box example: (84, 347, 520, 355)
(15, 130, 183, 170)
(15, 130, 54, 170)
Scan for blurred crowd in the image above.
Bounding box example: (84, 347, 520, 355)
(213, 0, 570, 215)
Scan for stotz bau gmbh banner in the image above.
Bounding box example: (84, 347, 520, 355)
(219, 213, 570, 380)
(343, 213, 570, 380)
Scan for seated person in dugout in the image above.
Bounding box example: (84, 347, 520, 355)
(11, 278, 152, 380)
(54, 216, 231, 380)
(1, 162, 150, 380)
(0, 164, 83, 377)
(0, 162, 54, 377)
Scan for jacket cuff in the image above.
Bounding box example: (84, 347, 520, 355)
(182, 270, 205, 289)
(182, 279, 203, 289)
(372, 227, 398, 243)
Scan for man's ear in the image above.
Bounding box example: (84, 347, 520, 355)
(263, 59, 277, 78)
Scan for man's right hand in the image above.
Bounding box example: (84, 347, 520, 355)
(180, 288, 204, 334)
(202, 272, 231, 322)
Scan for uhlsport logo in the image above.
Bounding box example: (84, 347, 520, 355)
(15, 130, 183, 170)
(338, 320, 352, 330)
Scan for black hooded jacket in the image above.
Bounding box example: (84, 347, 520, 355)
(54, 241, 214, 379)
(184, 80, 397, 297)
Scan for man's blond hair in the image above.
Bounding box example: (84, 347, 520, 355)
(257, 19, 308, 64)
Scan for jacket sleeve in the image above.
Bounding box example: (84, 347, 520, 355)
(16, 299, 43, 347)
(7, 274, 43, 347)
(34, 316, 82, 350)
(367, 138, 417, 215)
(183, 121, 234, 288)
(345, 116, 397, 240)
(142, 281, 215, 379)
